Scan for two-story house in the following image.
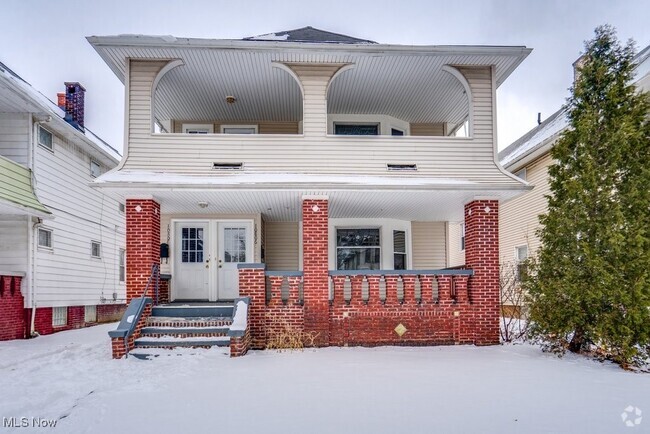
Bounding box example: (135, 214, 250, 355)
(89, 27, 532, 357)
(0, 61, 126, 341)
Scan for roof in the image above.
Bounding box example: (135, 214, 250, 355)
(0, 155, 50, 217)
(0, 60, 121, 162)
(243, 26, 377, 44)
(499, 44, 650, 170)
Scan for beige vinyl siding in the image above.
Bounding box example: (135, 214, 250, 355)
(264, 221, 299, 270)
(159, 213, 263, 275)
(0, 113, 30, 166)
(499, 153, 554, 263)
(410, 123, 445, 136)
(411, 221, 447, 269)
(33, 130, 125, 307)
(122, 62, 515, 185)
(446, 222, 465, 267)
(171, 120, 299, 134)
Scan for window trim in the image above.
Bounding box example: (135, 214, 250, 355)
(393, 230, 407, 270)
(90, 160, 101, 178)
(37, 227, 53, 249)
(37, 125, 53, 152)
(182, 123, 214, 134)
(335, 227, 382, 271)
(91, 240, 102, 259)
(119, 248, 126, 283)
(460, 223, 465, 251)
(220, 124, 258, 134)
(52, 306, 68, 327)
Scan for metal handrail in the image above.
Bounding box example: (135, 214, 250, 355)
(140, 263, 160, 305)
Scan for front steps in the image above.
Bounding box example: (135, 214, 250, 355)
(131, 304, 234, 356)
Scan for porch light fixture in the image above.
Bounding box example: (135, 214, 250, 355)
(198, 201, 209, 208)
(226, 96, 236, 104)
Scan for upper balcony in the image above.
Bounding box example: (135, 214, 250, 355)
(88, 34, 531, 185)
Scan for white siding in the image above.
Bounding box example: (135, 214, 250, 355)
(33, 129, 125, 307)
(264, 221, 299, 270)
(411, 221, 447, 269)
(120, 61, 517, 186)
(447, 222, 465, 267)
(499, 153, 553, 264)
(0, 217, 28, 274)
(0, 113, 29, 166)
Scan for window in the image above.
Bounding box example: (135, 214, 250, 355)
(52, 307, 67, 327)
(118, 203, 125, 214)
(181, 227, 204, 263)
(90, 160, 101, 178)
(223, 227, 247, 263)
(119, 249, 126, 283)
(515, 245, 529, 281)
(91, 241, 101, 258)
(38, 126, 53, 151)
(334, 124, 379, 135)
(460, 224, 465, 251)
(38, 228, 52, 248)
(393, 230, 407, 270)
(221, 125, 258, 134)
(84, 305, 97, 323)
(391, 128, 405, 136)
(182, 124, 214, 134)
(336, 228, 380, 270)
(515, 168, 527, 181)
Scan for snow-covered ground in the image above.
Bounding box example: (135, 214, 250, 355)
(1, 324, 649, 433)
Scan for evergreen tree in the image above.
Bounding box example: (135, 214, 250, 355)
(526, 25, 650, 367)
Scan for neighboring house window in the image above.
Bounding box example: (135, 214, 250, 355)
(118, 203, 125, 214)
(91, 241, 102, 258)
(90, 160, 101, 178)
(52, 307, 67, 327)
(515, 168, 527, 181)
(334, 124, 379, 135)
(119, 249, 126, 283)
(336, 228, 380, 270)
(38, 126, 53, 151)
(460, 224, 465, 251)
(393, 230, 407, 270)
(38, 228, 52, 248)
(221, 125, 258, 134)
(515, 245, 529, 281)
(84, 305, 97, 323)
(391, 128, 405, 136)
(182, 124, 214, 134)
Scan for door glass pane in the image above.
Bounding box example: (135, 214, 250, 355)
(181, 226, 204, 263)
(224, 227, 246, 263)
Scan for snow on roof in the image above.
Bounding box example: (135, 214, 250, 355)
(0, 60, 121, 162)
(243, 26, 377, 44)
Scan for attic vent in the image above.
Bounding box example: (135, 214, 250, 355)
(387, 163, 417, 171)
(213, 162, 243, 170)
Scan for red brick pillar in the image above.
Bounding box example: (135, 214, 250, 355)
(302, 197, 329, 347)
(126, 199, 160, 302)
(465, 199, 500, 345)
(238, 265, 266, 349)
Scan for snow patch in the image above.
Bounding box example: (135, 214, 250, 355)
(126, 315, 135, 324)
(230, 300, 248, 331)
(247, 32, 290, 41)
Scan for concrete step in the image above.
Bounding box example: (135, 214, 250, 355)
(134, 336, 230, 348)
(151, 305, 233, 318)
(140, 326, 230, 338)
(146, 316, 232, 328)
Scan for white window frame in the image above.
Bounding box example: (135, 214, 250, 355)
(91, 241, 102, 259)
(119, 248, 126, 283)
(182, 123, 214, 134)
(515, 245, 529, 281)
(52, 307, 67, 327)
(37, 227, 53, 249)
(393, 230, 407, 270)
(84, 305, 97, 323)
(220, 125, 258, 134)
(90, 160, 101, 178)
(37, 125, 53, 151)
(335, 227, 381, 271)
(460, 223, 465, 251)
(515, 168, 527, 181)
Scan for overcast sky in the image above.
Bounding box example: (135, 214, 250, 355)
(1, 0, 648, 153)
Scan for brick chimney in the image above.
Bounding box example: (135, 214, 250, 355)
(63, 82, 85, 131)
(57, 92, 66, 110)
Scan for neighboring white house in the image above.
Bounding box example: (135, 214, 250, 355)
(0, 60, 126, 339)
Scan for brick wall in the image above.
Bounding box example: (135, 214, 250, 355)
(302, 198, 329, 346)
(465, 200, 500, 345)
(238, 266, 266, 349)
(126, 199, 160, 302)
(111, 302, 152, 359)
(0, 276, 25, 341)
(97, 304, 127, 323)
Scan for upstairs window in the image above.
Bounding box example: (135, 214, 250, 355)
(221, 125, 258, 134)
(334, 124, 379, 136)
(391, 128, 405, 136)
(38, 228, 52, 248)
(336, 228, 380, 270)
(38, 126, 53, 151)
(119, 249, 126, 283)
(182, 124, 214, 134)
(90, 160, 101, 178)
(91, 241, 102, 258)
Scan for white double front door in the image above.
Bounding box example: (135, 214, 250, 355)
(173, 220, 252, 301)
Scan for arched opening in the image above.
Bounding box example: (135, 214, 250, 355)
(152, 56, 303, 135)
(326, 59, 471, 137)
